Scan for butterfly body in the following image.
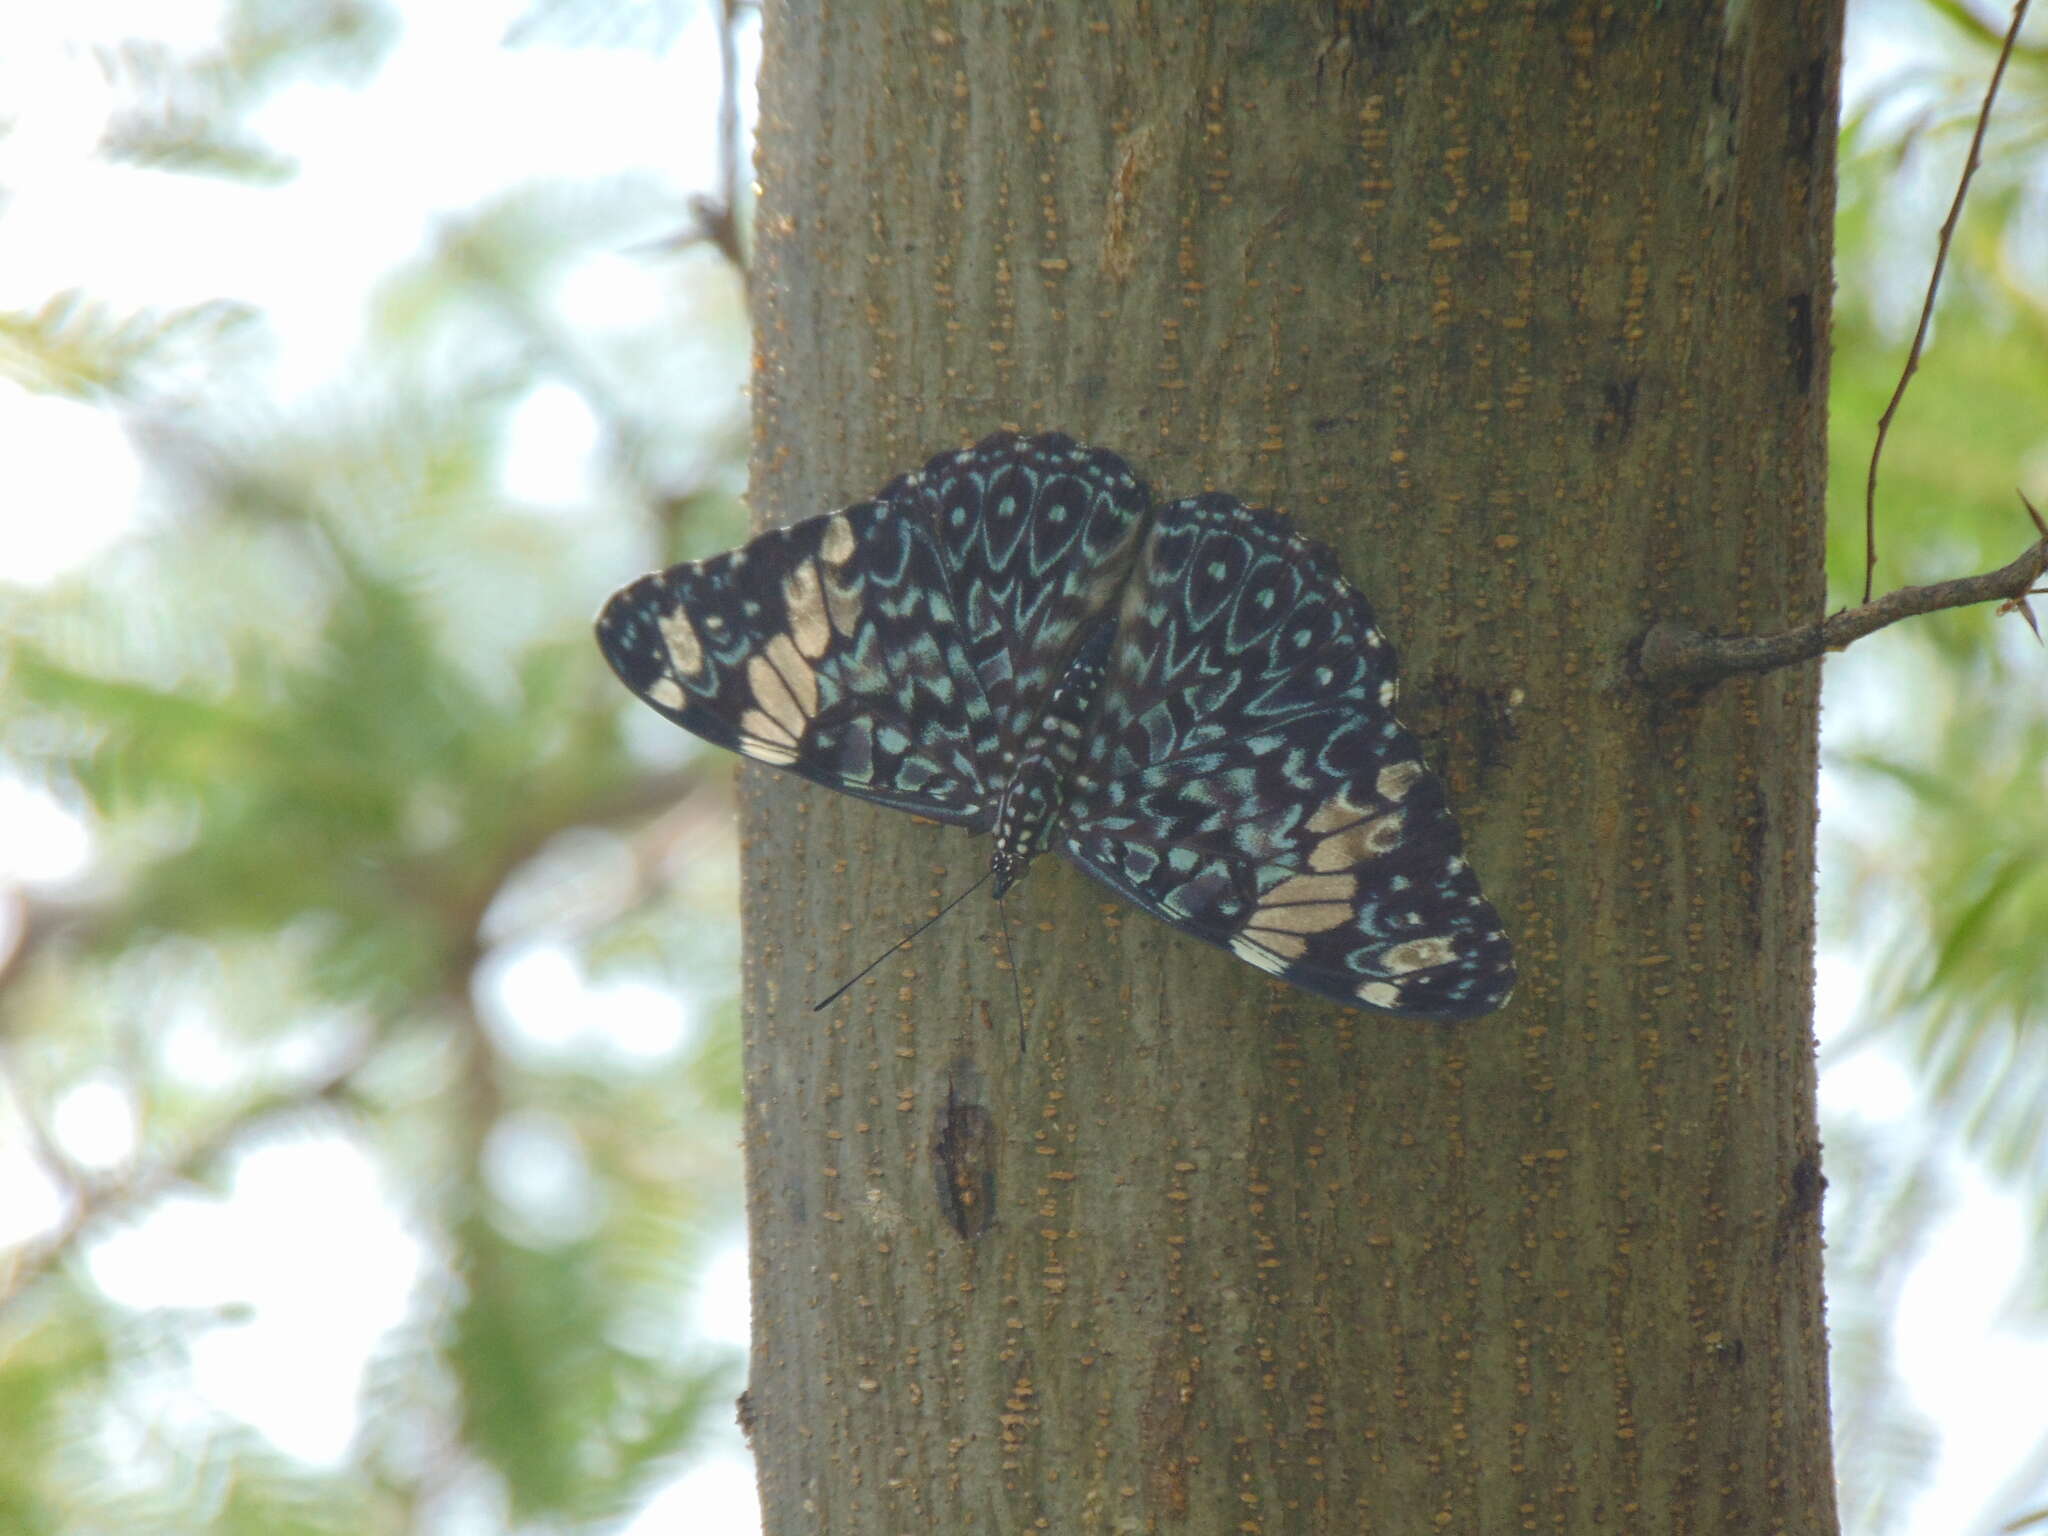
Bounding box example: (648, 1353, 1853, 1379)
(990, 615, 1115, 896)
(598, 432, 1515, 1020)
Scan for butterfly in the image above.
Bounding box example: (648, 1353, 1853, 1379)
(595, 431, 1514, 1020)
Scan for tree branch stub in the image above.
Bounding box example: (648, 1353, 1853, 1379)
(1637, 517, 2048, 689)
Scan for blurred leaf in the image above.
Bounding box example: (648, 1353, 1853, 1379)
(1822, 1119, 1945, 1535)
(1828, 653, 2048, 1325)
(1827, 308, 2048, 605)
(0, 6, 748, 1531)
(0, 1281, 116, 1536)
(0, 292, 260, 398)
(448, 1201, 730, 1523)
(91, 0, 400, 180)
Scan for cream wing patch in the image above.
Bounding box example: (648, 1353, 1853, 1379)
(1375, 759, 1424, 802)
(1353, 939, 1457, 1008)
(763, 633, 818, 717)
(782, 560, 832, 659)
(1230, 934, 1295, 974)
(819, 512, 855, 566)
(1235, 871, 1359, 967)
(1380, 936, 1456, 974)
(659, 607, 704, 678)
(1306, 808, 1407, 873)
(736, 625, 826, 766)
(1305, 791, 1370, 834)
(730, 536, 847, 767)
(815, 514, 864, 636)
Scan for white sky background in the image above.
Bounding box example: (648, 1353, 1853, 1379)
(2, 3, 2046, 1534)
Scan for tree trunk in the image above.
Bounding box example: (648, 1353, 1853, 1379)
(742, 6, 1843, 1532)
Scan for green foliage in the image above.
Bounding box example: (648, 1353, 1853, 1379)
(0, 292, 261, 399)
(1821, 1119, 1944, 1536)
(1820, 5, 2048, 1527)
(447, 1205, 725, 1525)
(1827, 640, 2048, 1271)
(1826, 0, 2048, 1235)
(0, 1279, 116, 1536)
(0, 2, 752, 1530)
(1826, 308, 2048, 603)
(94, 0, 398, 178)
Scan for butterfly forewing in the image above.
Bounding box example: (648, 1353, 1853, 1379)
(596, 493, 1002, 824)
(1059, 494, 1516, 1019)
(909, 434, 1152, 757)
(595, 432, 1152, 830)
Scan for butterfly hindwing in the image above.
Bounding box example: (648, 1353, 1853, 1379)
(1058, 494, 1515, 1019)
(897, 433, 1152, 757)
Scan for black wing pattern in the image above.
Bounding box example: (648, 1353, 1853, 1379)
(1057, 494, 1515, 1019)
(594, 432, 1150, 827)
(597, 433, 1516, 1020)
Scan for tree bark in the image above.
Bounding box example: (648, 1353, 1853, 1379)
(742, 6, 1843, 1532)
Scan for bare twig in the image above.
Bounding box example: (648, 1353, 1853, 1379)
(1862, 0, 2032, 603)
(0, 1035, 79, 1196)
(1639, 496, 2048, 688)
(643, 0, 749, 281)
(0, 761, 708, 1316)
(0, 888, 109, 1001)
(0, 1042, 374, 1317)
(713, 0, 746, 273)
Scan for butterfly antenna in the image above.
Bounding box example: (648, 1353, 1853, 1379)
(813, 870, 993, 1011)
(997, 891, 1027, 1057)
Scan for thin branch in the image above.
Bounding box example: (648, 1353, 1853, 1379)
(0, 761, 707, 1314)
(0, 888, 109, 1001)
(1924, 0, 2048, 60)
(0, 1033, 80, 1197)
(645, 0, 750, 282)
(1639, 498, 2048, 689)
(1863, 0, 2032, 603)
(0, 1042, 374, 1317)
(713, 0, 747, 276)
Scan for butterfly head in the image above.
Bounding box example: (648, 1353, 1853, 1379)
(990, 751, 1068, 899)
(990, 843, 1031, 900)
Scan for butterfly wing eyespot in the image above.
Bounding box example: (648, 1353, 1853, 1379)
(597, 438, 1515, 1018)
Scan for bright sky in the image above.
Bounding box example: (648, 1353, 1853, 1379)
(3, 4, 2046, 1535)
